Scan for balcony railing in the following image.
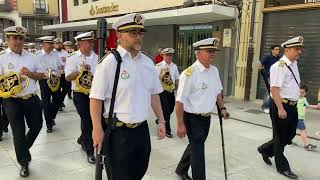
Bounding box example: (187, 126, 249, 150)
(33, 3, 48, 14)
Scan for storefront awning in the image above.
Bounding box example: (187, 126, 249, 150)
(43, 4, 238, 32)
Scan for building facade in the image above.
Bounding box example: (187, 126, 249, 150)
(0, 0, 59, 43)
(44, 0, 239, 96)
(235, 0, 320, 103)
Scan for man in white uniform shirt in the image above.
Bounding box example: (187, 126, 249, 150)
(90, 13, 166, 180)
(155, 47, 179, 138)
(65, 31, 98, 164)
(258, 36, 303, 179)
(175, 38, 229, 180)
(0, 26, 44, 177)
(53, 38, 69, 111)
(37, 36, 64, 133)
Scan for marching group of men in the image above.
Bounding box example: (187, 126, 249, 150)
(0, 12, 306, 180)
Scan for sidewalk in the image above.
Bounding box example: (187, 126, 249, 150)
(0, 98, 319, 180)
(223, 97, 320, 140)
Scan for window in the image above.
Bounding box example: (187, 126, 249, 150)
(83, 0, 88, 3)
(35, 0, 46, 9)
(264, 0, 305, 8)
(74, 0, 79, 6)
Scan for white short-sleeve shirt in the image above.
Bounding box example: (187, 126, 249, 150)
(36, 49, 63, 73)
(89, 46, 163, 123)
(0, 48, 42, 97)
(270, 55, 300, 101)
(65, 50, 98, 91)
(155, 60, 180, 83)
(176, 60, 223, 114)
(54, 49, 69, 67)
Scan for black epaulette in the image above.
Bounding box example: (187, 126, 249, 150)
(68, 51, 76, 57)
(98, 51, 112, 64)
(141, 51, 155, 61)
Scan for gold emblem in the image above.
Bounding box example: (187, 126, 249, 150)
(89, 5, 96, 16)
(134, 14, 143, 24)
(8, 63, 14, 69)
(121, 70, 130, 79)
(16, 27, 23, 33)
(201, 82, 208, 90)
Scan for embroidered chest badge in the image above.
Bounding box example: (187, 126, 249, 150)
(121, 70, 130, 79)
(201, 82, 208, 90)
(8, 63, 14, 69)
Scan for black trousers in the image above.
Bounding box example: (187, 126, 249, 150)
(0, 98, 9, 137)
(2, 95, 43, 166)
(259, 99, 298, 172)
(176, 112, 211, 180)
(159, 91, 175, 134)
(60, 74, 72, 103)
(73, 92, 94, 155)
(39, 80, 62, 129)
(104, 121, 151, 180)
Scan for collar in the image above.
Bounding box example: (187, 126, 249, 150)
(40, 49, 55, 55)
(282, 55, 296, 66)
(117, 45, 142, 60)
(77, 50, 93, 58)
(6, 48, 27, 56)
(195, 60, 211, 72)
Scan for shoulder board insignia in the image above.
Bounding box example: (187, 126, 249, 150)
(98, 51, 112, 64)
(183, 66, 193, 76)
(278, 60, 286, 67)
(68, 51, 76, 57)
(141, 51, 155, 61)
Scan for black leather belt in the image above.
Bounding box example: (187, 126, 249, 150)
(104, 118, 144, 129)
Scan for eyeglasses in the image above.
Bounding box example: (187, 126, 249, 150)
(128, 30, 145, 38)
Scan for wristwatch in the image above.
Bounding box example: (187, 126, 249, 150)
(220, 107, 227, 111)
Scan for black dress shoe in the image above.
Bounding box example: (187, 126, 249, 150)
(278, 170, 298, 179)
(257, 147, 272, 165)
(61, 103, 65, 108)
(177, 172, 192, 180)
(3, 127, 8, 133)
(58, 107, 63, 111)
(20, 164, 29, 178)
(77, 137, 82, 145)
(166, 133, 173, 138)
(47, 128, 53, 133)
(0, 136, 2, 141)
(87, 154, 96, 164)
(68, 95, 72, 100)
(52, 120, 56, 126)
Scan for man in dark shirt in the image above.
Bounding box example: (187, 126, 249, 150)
(258, 45, 280, 113)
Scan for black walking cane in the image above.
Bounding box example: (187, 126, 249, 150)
(216, 101, 229, 180)
(95, 17, 107, 180)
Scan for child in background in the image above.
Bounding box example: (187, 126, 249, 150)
(297, 84, 320, 150)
